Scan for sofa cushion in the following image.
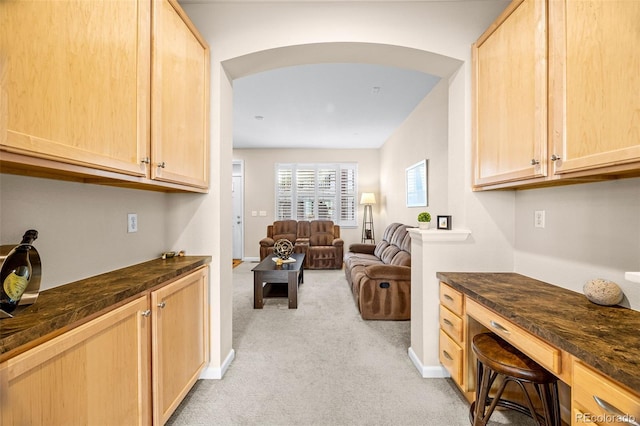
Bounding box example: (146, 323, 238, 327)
(390, 250, 411, 267)
(309, 220, 336, 246)
(373, 241, 390, 259)
(379, 245, 400, 264)
(272, 220, 299, 243)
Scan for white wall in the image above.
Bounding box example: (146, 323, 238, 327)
(179, 0, 511, 376)
(380, 79, 449, 226)
(232, 148, 380, 259)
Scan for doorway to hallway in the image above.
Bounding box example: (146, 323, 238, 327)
(232, 160, 244, 261)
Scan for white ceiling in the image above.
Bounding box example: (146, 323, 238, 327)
(233, 63, 440, 149)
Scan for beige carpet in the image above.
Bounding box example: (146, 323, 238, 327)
(166, 263, 533, 426)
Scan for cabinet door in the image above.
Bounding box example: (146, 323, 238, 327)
(151, 266, 209, 425)
(0, 0, 150, 177)
(473, 0, 547, 187)
(151, 0, 209, 189)
(550, 0, 640, 175)
(0, 297, 151, 426)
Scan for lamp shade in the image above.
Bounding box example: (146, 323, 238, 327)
(360, 193, 376, 205)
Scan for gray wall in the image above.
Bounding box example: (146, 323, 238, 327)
(514, 178, 640, 309)
(0, 174, 169, 290)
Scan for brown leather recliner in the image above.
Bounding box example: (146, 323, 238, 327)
(343, 223, 412, 320)
(259, 220, 343, 269)
(306, 220, 343, 269)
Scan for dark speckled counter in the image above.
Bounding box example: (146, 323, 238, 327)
(0, 256, 211, 361)
(437, 272, 640, 394)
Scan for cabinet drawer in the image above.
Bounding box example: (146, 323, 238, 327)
(439, 305, 463, 343)
(572, 361, 640, 426)
(466, 298, 561, 375)
(440, 282, 463, 316)
(439, 329, 463, 386)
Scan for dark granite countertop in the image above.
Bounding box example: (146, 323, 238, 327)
(437, 272, 640, 394)
(0, 256, 211, 361)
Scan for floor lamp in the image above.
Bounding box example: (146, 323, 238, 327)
(360, 193, 376, 243)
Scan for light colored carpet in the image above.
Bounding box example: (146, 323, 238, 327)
(166, 263, 533, 426)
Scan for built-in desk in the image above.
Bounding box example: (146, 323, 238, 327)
(437, 272, 640, 426)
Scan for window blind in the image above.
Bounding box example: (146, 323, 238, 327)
(275, 163, 357, 227)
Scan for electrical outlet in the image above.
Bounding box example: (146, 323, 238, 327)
(534, 210, 545, 228)
(128, 213, 138, 233)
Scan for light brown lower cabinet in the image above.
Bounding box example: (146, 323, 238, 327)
(439, 280, 640, 425)
(572, 361, 640, 426)
(0, 267, 209, 426)
(151, 267, 209, 425)
(438, 283, 475, 402)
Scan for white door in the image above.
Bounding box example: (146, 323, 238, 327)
(232, 174, 243, 259)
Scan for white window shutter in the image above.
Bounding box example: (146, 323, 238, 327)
(275, 163, 358, 227)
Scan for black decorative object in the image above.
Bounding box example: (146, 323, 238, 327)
(437, 215, 452, 230)
(273, 239, 294, 260)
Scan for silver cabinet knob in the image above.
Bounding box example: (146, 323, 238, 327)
(141, 310, 151, 317)
(551, 154, 561, 161)
(140, 157, 150, 165)
(530, 159, 540, 165)
(158, 161, 166, 168)
(157, 301, 166, 309)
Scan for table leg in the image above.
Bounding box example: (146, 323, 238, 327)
(254, 272, 263, 309)
(288, 271, 298, 309)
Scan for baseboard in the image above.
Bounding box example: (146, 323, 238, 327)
(408, 347, 450, 378)
(243, 256, 260, 262)
(200, 348, 235, 379)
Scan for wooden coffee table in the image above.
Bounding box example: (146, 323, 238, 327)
(252, 253, 305, 309)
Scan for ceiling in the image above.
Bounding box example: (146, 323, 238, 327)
(233, 63, 440, 149)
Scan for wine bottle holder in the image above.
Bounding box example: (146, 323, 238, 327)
(0, 244, 41, 319)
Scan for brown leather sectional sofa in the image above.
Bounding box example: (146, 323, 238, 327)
(343, 223, 412, 320)
(259, 220, 344, 269)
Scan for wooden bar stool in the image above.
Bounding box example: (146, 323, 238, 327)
(470, 333, 561, 426)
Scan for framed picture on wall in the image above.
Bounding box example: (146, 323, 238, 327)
(405, 159, 428, 207)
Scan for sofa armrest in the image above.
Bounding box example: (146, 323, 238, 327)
(347, 243, 376, 254)
(364, 264, 411, 281)
(259, 237, 275, 247)
(332, 238, 344, 247)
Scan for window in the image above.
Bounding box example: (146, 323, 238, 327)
(275, 163, 357, 227)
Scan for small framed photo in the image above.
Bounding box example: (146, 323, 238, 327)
(437, 215, 452, 230)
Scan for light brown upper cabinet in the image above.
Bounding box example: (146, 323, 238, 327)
(549, 0, 640, 176)
(0, 0, 151, 178)
(151, 0, 209, 189)
(0, 0, 209, 192)
(473, 0, 640, 190)
(473, 0, 548, 187)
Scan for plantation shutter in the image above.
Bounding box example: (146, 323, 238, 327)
(275, 163, 358, 227)
(296, 167, 315, 220)
(339, 164, 357, 227)
(276, 166, 293, 220)
(317, 167, 337, 220)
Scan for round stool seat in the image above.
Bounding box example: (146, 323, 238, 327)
(472, 333, 555, 383)
(470, 333, 561, 426)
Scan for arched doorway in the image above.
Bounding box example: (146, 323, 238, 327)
(208, 42, 464, 378)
